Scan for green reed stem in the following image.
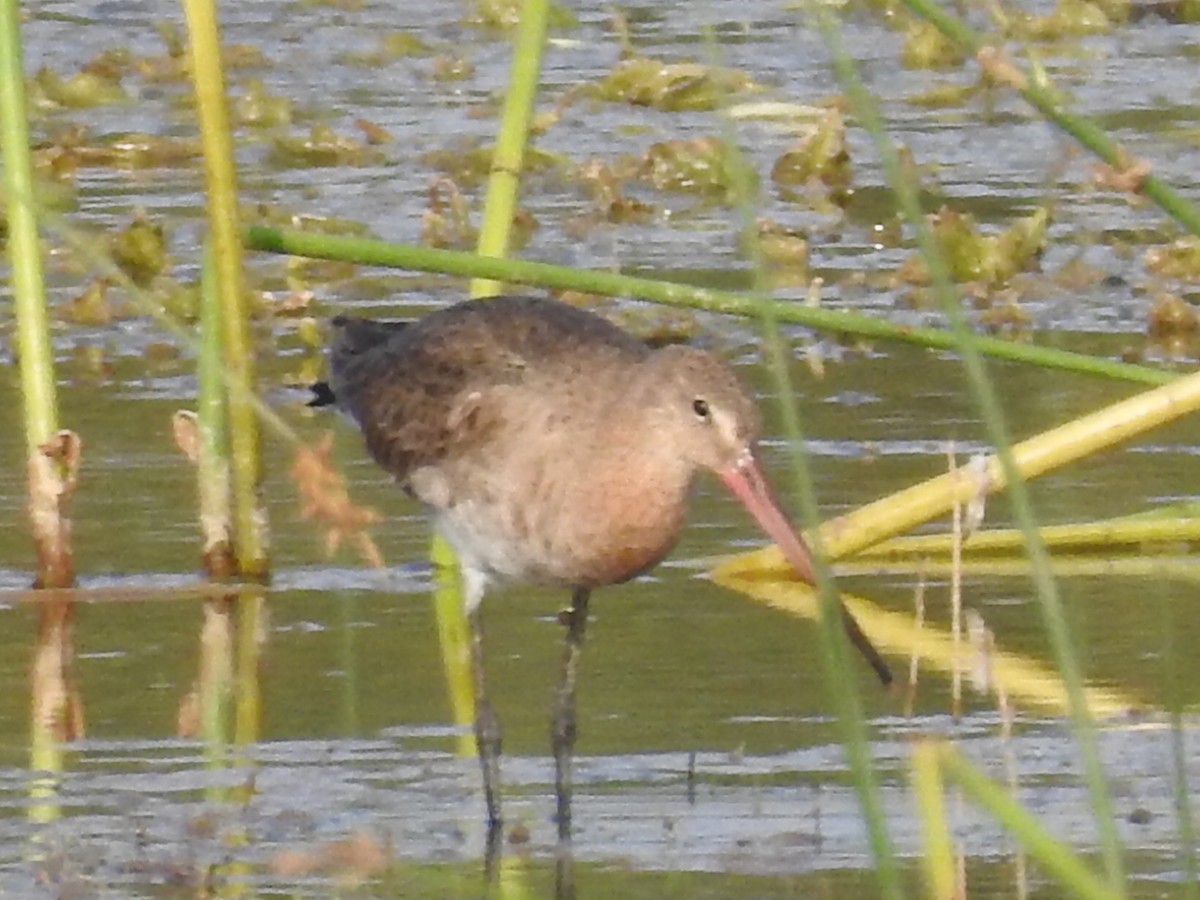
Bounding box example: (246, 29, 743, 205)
(937, 743, 1122, 900)
(184, 0, 268, 580)
(911, 743, 957, 900)
(1161, 592, 1200, 897)
(760, 296, 903, 898)
(470, 0, 550, 298)
(715, 51, 901, 894)
(245, 225, 1172, 387)
(199, 597, 235, 778)
(896, 0, 1200, 236)
(816, 8, 1126, 891)
(234, 588, 264, 748)
(0, 0, 75, 588)
(431, 0, 553, 763)
(0, 0, 55, 449)
(198, 246, 234, 577)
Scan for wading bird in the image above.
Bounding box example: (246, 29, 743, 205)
(312, 296, 890, 837)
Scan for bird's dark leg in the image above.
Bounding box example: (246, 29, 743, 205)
(467, 601, 503, 835)
(552, 588, 591, 843)
(552, 588, 589, 900)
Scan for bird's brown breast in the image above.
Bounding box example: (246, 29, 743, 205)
(423, 422, 693, 590)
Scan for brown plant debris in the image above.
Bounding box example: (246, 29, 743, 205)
(1092, 155, 1152, 194)
(271, 830, 390, 880)
(291, 433, 384, 567)
(976, 46, 1028, 90)
(29, 430, 82, 589)
(32, 601, 85, 742)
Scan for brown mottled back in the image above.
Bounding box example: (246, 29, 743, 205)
(326, 297, 651, 491)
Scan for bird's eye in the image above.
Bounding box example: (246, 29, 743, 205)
(692, 398, 711, 420)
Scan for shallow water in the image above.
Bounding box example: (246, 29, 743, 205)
(3, 0, 1200, 896)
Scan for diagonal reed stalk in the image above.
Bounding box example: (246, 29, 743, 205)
(708, 32, 901, 892)
(243, 226, 1174, 387)
(717, 363, 1200, 573)
(926, 741, 1123, 900)
(812, 6, 1126, 890)
(895, 0, 1200, 238)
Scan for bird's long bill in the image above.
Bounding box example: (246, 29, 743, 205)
(717, 451, 817, 585)
(718, 451, 893, 687)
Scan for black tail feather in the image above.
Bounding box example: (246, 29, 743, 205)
(308, 381, 338, 408)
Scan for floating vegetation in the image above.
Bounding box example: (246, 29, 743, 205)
(899, 206, 1050, 286)
(29, 65, 127, 110)
(60, 130, 203, 169)
(353, 118, 394, 146)
(1147, 291, 1200, 354)
(753, 218, 811, 276)
(268, 124, 386, 168)
(1021, 0, 1119, 39)
(771, 109, 853, 206)
(638, 136, 747, 203)
(62, 278, 117, 325)
(421, 177, 477, 248)
(590, 55, 763, 112)
(1144, 235, 1200, 281)
(465, 0, 576, 31)
(431, 54, 475, 83)
(976, 287, 1034, 336)
(421, 139, 564, 187)
(339, 31, 434, 66)
(900, 20, 966, 69)
(574, 159, 655, 226)
(244, 202, 376, 239)
(905, 79, 980, 108)
(110, 213, 169, 287)
(233, 79, 293, 129)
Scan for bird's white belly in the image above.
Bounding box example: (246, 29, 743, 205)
(433, 501, 560, 587)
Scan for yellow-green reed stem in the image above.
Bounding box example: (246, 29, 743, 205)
(0, 0, 72, 587)
(433, 558, 477, 758)
(0, 0, 55, 449)
(224, 590, 260, 893)
(434, 7, 551, 881)
(470, 0, 550, 299)
(28, 603, 78, 827)
(199, 598, 235, 777)
(935, 743, 1121, 900)
(234, 589, 264, 753)
(894, 0, 1200, 237)
(43, 211, 296, 443)
(911, 743, 957, 900)
(759, 286, 902, 899)
(717, 73, 900, 895)
(244, 226, 1173, 388)
(815, 8, 1125, 890)
(198, 246, 234, 577)
(184, 0, 268, 580)
(434, 0, 552, 757)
